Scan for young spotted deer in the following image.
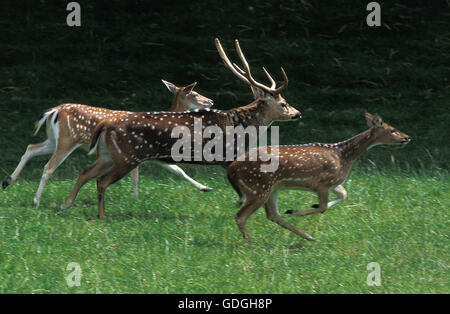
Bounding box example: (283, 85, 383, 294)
(227, 112, 411, 243)
(2, 81, 213, 207)
(62, 38, 302, 219)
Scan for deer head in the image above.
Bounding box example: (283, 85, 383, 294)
(365, 112, 411, 147)
(162, 80, 214, 112)
(215, 38, 301, 122)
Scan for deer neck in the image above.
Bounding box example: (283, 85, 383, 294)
(226, 99, 271, 128)
(336, 128, 378, 166)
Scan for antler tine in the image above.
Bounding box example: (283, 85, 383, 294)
(262, 67, 276, 89)
(232, 62, 246, 76)
(272, 66, 288, 95)
(215, 38, 250, 85)
(235, 39, 286, 95)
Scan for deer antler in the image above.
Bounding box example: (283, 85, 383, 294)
(262, 67, 276, 89)
(234, 63, 276, 89)
(215, 38, 288, 95)
(215, 38, 250, 85)
(234, 39, 288, 95)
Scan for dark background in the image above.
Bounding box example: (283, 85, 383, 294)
(0, 0, 448, 180)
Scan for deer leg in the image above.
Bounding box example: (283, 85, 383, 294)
(285, 189, 329, 217)
(326, 185, 347, 208)
(62, 157, 112, 210)
(227, 174, 245, 208)
(152, 161, 212, 192)
(310, 184, 347, 209)
(235, 196, 267, 244)
(264, 192, 315, 241)
(130, 166, 139, 199)
(3, 140, 55, 189)
(33, 142, 81, 207)
(96, 165, 134, 219)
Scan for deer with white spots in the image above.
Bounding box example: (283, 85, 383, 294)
(227, 112, 411, 243)
(2, 81, 213, 207)
(62, 38, 302, 219)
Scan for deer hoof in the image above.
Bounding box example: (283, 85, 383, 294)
(33, 198, 40, 208)
(311, 204, 319, 208)
(2, 177, 11, 190)
(201, 186, 213, 192)
(306, 234, 315, 241)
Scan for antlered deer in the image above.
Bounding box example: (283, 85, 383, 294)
(227, 112, 411, 243)
(2, 81, 213, 206)
(62, 38, 302, 218)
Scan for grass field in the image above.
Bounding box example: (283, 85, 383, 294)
(0, 1, 448, 293)
(0, 167, 448, 293)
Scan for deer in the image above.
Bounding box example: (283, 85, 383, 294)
(2, 80, 214, 207)
(226, 112, 411, 243)
(61, 38, 302, 219)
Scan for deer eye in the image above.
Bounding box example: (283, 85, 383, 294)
(391, 129, 396, 133)
(280, 102, 287, 108)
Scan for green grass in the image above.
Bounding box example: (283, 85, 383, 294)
(0, 167, 448, 293)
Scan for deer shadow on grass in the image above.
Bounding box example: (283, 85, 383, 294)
(49, 197, 193, 222)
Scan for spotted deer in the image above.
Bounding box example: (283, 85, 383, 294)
(62, 38, 302, 219)
(2, 81, 213, 207)
(227, 112, 411, 243)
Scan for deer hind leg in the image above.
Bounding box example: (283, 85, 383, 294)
(285, 188, 329, 217)
(62, 156, 113, 210)
(96, 164, 135, 219)
(33, 140, 81, 208)
(3, 139, 55, 189)
(152, 161, 212, 192)
(227, 175, 245, 208)
(130, 166, 139, 199)
(62, 133, 115, 210)
(264, 192, 315, 241)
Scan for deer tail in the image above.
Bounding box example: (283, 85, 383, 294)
(89, 121, 106, 155)
(34, 108, 58, 136)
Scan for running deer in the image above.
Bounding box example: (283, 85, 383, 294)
(62, 38, 302, 219)
(227, 112, 411, 243)
(2, 81, 213, 207)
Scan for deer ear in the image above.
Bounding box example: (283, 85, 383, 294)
(250, 86, 261, 99)
(365, 112, 374, 127)
(162, 80, 178, 95)
(366, 112, 383, 127)
(182, 82, 197, 95)
(251, 87, 272, 100)
(373, 114, 383, 127)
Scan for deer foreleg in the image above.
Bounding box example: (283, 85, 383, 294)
(285, 189, 329, 217)
(152, 161, 212, 192)
(326, 185, 347, 208)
